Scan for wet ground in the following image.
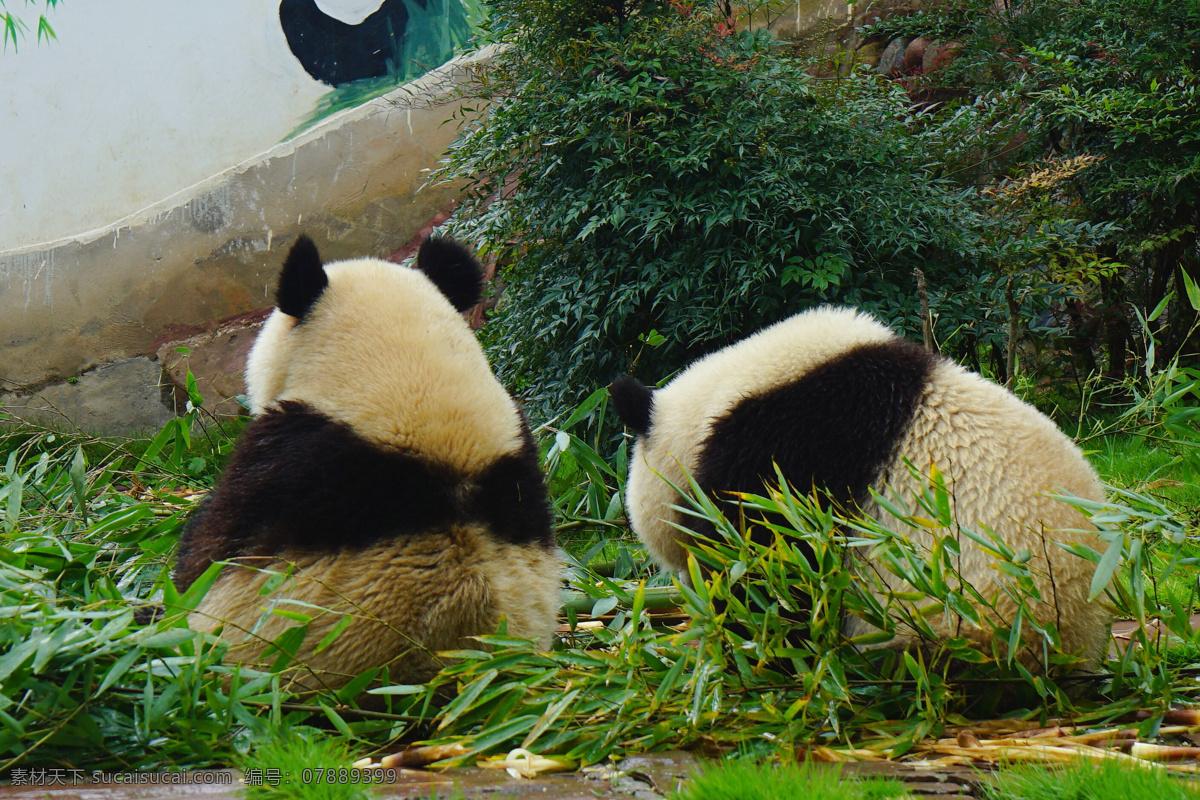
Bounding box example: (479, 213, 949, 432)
(0, 752, 989, 799)
(0, 753, 692, 800)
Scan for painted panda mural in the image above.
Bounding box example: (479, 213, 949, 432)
(279, 0, 422, 86)
(610, 306, 1110, 669)
(173, 235, 562, 690)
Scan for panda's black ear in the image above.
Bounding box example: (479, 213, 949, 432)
(277, 235, 328, 320)
(415, 236, 483, 313)
(610, 376, 655, 437)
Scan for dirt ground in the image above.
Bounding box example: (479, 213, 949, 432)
(0, 752, 989, 799)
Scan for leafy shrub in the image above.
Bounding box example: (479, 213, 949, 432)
(870, 0, 1200, 378)
(439, 0, 988, 416)
(0, 414, 252, 769)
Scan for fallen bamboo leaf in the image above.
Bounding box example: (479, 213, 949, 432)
(1013, 725, 1068, 738)
(380, 743, 470, 769)
(808, 746, 882, 762)
(480, 747, 575, 778)
(1066, 728, 1138, 745)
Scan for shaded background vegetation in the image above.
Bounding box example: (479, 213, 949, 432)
(870, 0, 1200, 385)
(443, 0, 989, 417)
(439, 0, 1200, 419)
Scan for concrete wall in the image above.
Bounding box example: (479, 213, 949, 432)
(0, 51, 480, 431)
(747, 0, 922, 70)
(0, 0, 473, 250)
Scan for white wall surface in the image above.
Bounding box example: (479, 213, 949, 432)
(0, 0, 330, 250)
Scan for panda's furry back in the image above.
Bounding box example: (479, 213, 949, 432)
(620, 306, 1109, 667)
(173, 237, 562, 691)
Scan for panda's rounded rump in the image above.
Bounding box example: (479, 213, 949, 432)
(613, 303, 1111, 669)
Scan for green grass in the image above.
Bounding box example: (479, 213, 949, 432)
(1088, 434, 1200, 611)
(240, 727, 370, 800)
(673, 760, 908, 800)
(1089, 434, 1200, 510)
(983, 758, 1200, 800)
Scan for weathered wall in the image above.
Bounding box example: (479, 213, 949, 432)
(0, 52, 481, 432)
(748, 0, 922, 69)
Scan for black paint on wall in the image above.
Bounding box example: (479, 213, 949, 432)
(279, 0, 426, 86)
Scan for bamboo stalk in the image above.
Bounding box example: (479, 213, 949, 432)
(559, 587, 684, 615)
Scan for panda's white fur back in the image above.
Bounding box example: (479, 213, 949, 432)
(245, 257, 525, 474)
(614, 305, 1110, 668)
(176, 236, 562, 692)
(626, 307, 896, 570)
(855, 357, 1107, 662)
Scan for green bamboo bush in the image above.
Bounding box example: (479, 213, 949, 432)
(0, 405, 263, 770)
(0, 309, 1196, 770)
(350, 462, 1197, 766)
(437, 0, 991, 418)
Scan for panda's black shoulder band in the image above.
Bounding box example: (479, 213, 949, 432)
(416, 236, 484, 313)
(277, 235, 328, 320)
(610, 376, 655, 436)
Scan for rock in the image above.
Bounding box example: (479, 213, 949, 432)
(156, 313, 268, 418)
(923, 40, 962, 75)
(852, 39, 886, 72)
(0, 357, 174, 436)
(903, 36, 929, 72)
(876, 36, 914, 76)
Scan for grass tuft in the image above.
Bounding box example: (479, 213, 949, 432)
(673, 760, 908, 800)
(983, 758, 1200, 800)
(239, 727, 368, 800)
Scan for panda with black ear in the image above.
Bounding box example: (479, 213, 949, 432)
(610, 306, 1110, 669)
(173, 235, 562, 690)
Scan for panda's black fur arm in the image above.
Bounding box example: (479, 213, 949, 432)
(609, 376, 654, 436)
(276, 235, 328, 320)
(468, 420, 555, 549)
(695, 339, 937, 534)
(172, 400, 553, 592)
(416, 236, 484, 313)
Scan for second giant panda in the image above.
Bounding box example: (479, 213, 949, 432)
(173, 235, 562, 691)
(610, 306, 1109, 669)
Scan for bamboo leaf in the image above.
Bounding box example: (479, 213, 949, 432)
(1182, 269, 1200, 312)
(438, 670, 498, 730)
(1089, 537, 1124, 601)
(521, 687, 582, 749)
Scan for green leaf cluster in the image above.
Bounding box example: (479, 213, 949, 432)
(878, 0, 1200, 376)
(438, 0, 986, 416)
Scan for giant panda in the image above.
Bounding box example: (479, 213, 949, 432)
(610, 306, 1110, 669)
(173, 235, 562, 691)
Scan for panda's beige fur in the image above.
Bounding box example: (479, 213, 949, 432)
(618, 306, 1110, 668)
(245, 257, 525, 472)
(177, 237, 562, 692)
(190, 529, 563, 691)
